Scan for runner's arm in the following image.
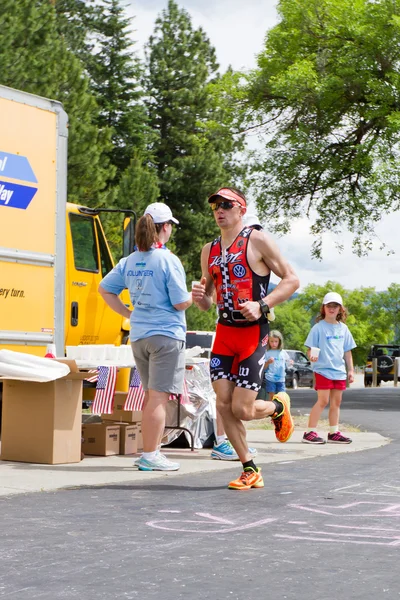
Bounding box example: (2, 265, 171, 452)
(192, 243, 215, 311)
(254, 232, 300, 307)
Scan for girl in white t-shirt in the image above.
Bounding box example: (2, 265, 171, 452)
(303, 292, 356, 445)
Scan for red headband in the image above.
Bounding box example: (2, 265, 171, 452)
(208, 188, 246, 208)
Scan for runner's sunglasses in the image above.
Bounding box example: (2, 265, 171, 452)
(210, 200, 240, 211)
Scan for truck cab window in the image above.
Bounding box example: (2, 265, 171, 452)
(70, 214, 99, 272)
(95, 221, 113, 278)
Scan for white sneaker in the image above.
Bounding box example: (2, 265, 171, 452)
(137, 454, 180, 471)
(210, 440, 258, 461)
(133, 451, 167, 467)
(133, 455, 142, 467)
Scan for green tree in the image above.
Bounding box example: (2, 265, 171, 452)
(53, 0, 99, 62)
(0, 0, 113, 206)
(372, 284, 400, 344)
(186, 304, 218, 333)
(89, 0, 153, 190)
(117, 152, 159, 215)
(345, 287, 390, 365)
(295, 281, 347, 321)
(102, 151, 160, 261)
(144, 0, 245, 281)
(273, 300, 311, 350)
(244, 0, 400, 257)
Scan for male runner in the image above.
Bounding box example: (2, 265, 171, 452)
(192, 187, 299, 490)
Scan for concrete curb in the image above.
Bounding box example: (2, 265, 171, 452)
(0, 430, 390, 497)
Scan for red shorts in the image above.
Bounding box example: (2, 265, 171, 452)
(210, 322, 269, 391)
(315, 373, 346, 391)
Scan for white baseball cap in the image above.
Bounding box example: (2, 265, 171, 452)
(144, 202, 179, 224)
(243, 213, 262, 229)
(323, 292, 343, 305)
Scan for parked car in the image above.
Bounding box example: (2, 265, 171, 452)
(285, 349, 314, 390)
(364, 344, 400, 387)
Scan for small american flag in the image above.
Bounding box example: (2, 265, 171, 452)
(181, 379, 190, 405)
(85, 369, 99, 383)
(124, 367, 145, 411)
(91, 366, 117, 414)
(169, 379, 190, 405)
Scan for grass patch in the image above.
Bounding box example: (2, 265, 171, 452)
(246, 414, 362, 432)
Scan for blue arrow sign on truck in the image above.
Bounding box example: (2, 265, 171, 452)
(0, 151, 38, 210)
(0, 180, 38, 210)
(0, 151, 38, 183)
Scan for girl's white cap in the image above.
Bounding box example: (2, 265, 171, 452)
(243, 213, 261, 228)
(323, 292, 343, 305)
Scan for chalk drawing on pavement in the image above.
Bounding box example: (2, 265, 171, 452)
(147, 512, 277, 533)
(147, 494, 400, 547)
(332, 483, 400, 497)
(289, 500, 400, 518)
(275, 522, 400, 547)
(274, 500, 400, 546)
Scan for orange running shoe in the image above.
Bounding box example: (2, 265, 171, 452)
(271, 392, 294, 443)
(228, 467, 264, 490)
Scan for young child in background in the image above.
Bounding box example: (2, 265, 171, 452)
(303, 292, 356, 445)
(257, 330, 290, 401)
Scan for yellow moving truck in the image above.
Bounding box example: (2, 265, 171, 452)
(0, 85, 133, 362)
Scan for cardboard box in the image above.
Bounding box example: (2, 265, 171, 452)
(81, 422, 120, 456)
(102, 391, 142, 423)
(118, 423, 140, 455)
(1, 360, 87, 465)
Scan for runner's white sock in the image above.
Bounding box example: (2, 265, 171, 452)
(307, 427, 316, 433)
(330, 425, 339, 434)
(142, 451, 158, 460)
(216, 435, 227, 445)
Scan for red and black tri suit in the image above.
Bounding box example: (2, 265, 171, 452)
(208, 227, 270, 392)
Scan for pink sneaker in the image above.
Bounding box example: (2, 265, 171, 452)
(327, 431, 352, 444)
(302, 431, 326, 444)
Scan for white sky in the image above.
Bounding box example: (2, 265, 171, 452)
(126, 0, 400, 291)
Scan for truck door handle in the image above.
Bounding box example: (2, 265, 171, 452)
(71, 302, 78, 326)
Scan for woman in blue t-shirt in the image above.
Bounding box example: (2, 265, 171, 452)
(303, 292, 356, 446)
(99, 203, 192, 472)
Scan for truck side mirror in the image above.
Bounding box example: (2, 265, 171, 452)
(123, 216, 135, 256)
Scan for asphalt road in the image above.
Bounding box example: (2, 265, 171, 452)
(1, 387, 400, 600)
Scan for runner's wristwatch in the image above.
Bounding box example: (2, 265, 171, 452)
(258, 299, 270, 316)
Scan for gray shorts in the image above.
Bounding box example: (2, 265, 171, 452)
(131, 335, 186, 394)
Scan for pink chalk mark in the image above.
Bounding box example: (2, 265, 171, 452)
(275, 534, 394, 546)
(299, 528, 400, 541)
(195, 513, 235, 525)
(289, 504, 332, 515)
(379, 504, 400, 514)
(290, 501, 400, 517)
(327, 524, 400, 533)
(389, 539, 400, 546)
(146, 516, 277, 533)
(288, 521, 308, 525)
